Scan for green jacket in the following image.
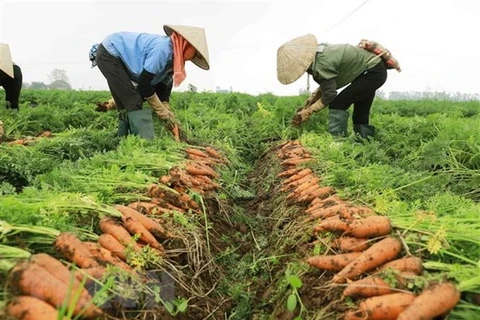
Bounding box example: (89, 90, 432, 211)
(310, 43, 380, 89)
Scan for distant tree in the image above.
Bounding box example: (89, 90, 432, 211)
(48, 69, 70, 84)
(49, 80, 72, 90)
(30, 81, 49, 90)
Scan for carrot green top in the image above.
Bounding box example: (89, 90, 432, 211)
(309, 43, 381, 89)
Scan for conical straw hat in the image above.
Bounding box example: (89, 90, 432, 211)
(277, 34, 317, 85)
(164, 25, 210, 70)
(0, 43, 14, 78)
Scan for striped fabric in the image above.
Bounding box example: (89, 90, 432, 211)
(358, 39, 401, 72)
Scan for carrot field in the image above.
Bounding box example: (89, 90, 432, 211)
(0, 89, 479, 320)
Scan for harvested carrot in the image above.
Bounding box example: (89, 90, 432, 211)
(306, 252, 362, 271)
(185, 148, 209, 158)
(314, 216, 350, 234)
(185, 162, 217, 177)
(307, 204, 350, 221)
(349, 206, 375, 217)
(304, 186, 335, 203)
(7, 296, 65, 320)
(346, 216, 392, 238)
(277, 167, 302, 178)
(307, 195, 342, 213)
(121, 215, 165, 252)
(286, 177, 320, 199)
(84, 242, 132, 271)
(343, 276, 395, 298)
(205, 146, 223, 160)
(171, 123, 180, 142)
(74, 266, 107, 284)
(283, 168, 312, 184)
(377, 256, 423, 275)
(98, 233, 127, 261)
(8, 261, 102, 318)
(54, 232, 99, 269)
(345, 292, 416, 320)
(397, 282, 460, 320)
(333, 237, 402, 283)
(280, 157, 313, 166)
(99, 217, 142, 252)
(281, 173, 315, 192)
(115, 205, 171, 240)
(30, 253, 89, 299)
(331, 237, 370, 252)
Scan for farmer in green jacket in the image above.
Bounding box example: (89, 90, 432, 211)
(277, 34, 389, 139)
(90, 25, 210, 140)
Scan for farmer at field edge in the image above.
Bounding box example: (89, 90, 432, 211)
(90, 25, 210, 140)
(277, 34, 396, 139)
(0, 43, 23, 112)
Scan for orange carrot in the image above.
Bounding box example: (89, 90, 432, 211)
(343, 276, 396, 298)
(283, 168, 312, 183)
(74, 266, 107, 284)
(277, 167, 302, 178)
(185, 148, 209, 158)
(8, 261, 102, 319)
(377, 256, 423, 275)
(29, 253, 89, 299)
(171, 123, 180, 142)
(7, 296, 65, 320)
(397, 282, 460, 320)
(331, 237, 370, 252)
(115, 205, 171, 240)
(345, 292, 416, 320)
(99, 217, 142, 252)
(314, 216, 350, 234)
(281, 173, 316, 192)
(306, 252, 362, 271)
(304, 186, 335, 203)
(54, 232, 99, 269)
(98, 233, 127, 261)
(84, 242, 132, 271)
(307, 204, 350, 221)
(286, 177, 320, 199)
(280, 157, 313, 166)
(205, 146, 223, 160)
(128, 201, 160, 214)
(333, 237, 402, 283)
(185, 162, 217, 177)
(121, 214, 164, 252)
(346, 216, 392, 238)
(307, 195, 343, 213)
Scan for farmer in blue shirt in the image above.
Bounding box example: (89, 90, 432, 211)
(90, 25, 210, 140)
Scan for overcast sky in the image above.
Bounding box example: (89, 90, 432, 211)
(1, 0, 479, 96)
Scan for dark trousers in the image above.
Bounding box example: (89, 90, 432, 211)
(0, 65, 22, 109)
(329, 61, 387, 125)
(96, 44, 143, 112)
(96, 44, 173, 112)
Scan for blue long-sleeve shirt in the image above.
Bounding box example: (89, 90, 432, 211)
(102, 32, 173, 87)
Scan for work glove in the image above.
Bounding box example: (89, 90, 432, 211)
(145, 93, 176, 122)
(292, 100, 326, 127)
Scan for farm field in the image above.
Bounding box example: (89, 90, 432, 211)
(0, 89, 479, 320)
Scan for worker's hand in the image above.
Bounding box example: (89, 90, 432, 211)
(292, 108, 313, 127)
(145, 94, 175, 121)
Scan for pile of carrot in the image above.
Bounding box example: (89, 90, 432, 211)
(7, 253, 102, 319)
(276, 140, 461, 320)
(5, 131, 53, 146)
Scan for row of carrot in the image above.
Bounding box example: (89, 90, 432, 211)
(276, 140, 460, 320)
(5, 145, 225, 319)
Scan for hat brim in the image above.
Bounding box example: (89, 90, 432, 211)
(164, 25, 210, 70)
(277, 34, 317, 85)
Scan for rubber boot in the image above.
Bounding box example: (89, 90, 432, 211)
(117, 110, 130, 137)
(127, 109, 155, 140)
(354, 124, 376, 141)
(328, 109, 349, 137)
